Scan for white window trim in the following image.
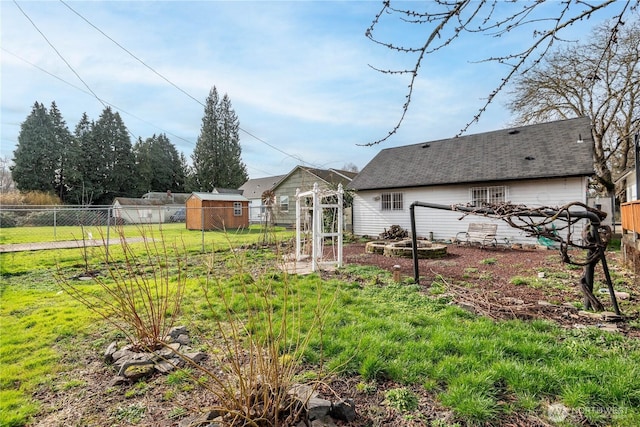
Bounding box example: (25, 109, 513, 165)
(381, 192, 404, 211)
(233, 202, 242, 216)
(470, 185, 508, 207)
(280, 195, 289, 212)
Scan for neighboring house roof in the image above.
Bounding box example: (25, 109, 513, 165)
(211, 187, 244, 195)
(273, 166, 357, 191)
(189, 192, 249, 202)
(142, 192, 191, 204)
(113, 197, 167, 207)
(348, 117, 594, 191)
(239, 175, 286, 199)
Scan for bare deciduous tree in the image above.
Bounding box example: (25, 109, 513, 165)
(366, 0, 637, 145)
(507, 19, 640, 196)
(0, 156, 15, 193)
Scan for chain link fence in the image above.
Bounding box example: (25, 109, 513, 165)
(0, 205, 285, 254)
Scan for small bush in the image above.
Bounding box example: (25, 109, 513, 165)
(379, 225, 408, 240)
(21, 209, 109, 227)
(384, 387, 419, 412)
(0, 190, 62, 206)
(0, 212, 17, 228)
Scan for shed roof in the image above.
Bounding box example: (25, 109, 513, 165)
(348, 117, 594, 191)
(113, 197, 168, 207)
(189, 192, 249, 202)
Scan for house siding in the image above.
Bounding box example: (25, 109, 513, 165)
(353, 177, 588, 244)
(273, 169, 330, 226)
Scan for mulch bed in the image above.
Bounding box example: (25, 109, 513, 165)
(340, 242, 639, 335)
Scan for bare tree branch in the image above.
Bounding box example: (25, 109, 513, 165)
(367, 0, 635, 146)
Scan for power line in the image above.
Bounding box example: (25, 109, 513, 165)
(1, 47, 197, 148)
(13, 0, 106, 110)
(58, 0, 313, 168)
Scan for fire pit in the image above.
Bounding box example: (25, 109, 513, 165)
(365, 239, 447, 259)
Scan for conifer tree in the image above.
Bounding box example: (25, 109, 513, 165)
(48, 102, 74, 201)
(192, 86, 248, 191)
(67, 113, 103, 205)
(92, 107, 136, 204)
(11, 102, 57, 194)
(135, 133, 186, 193)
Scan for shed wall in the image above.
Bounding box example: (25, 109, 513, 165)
(186, 198, 249, 230)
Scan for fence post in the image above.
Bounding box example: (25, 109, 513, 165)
(106, 207, 111, 261)
(53, 206, 57, 240)
(201, 207, 205, 253)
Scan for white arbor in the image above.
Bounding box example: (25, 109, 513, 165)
(295, 183, 343, 272)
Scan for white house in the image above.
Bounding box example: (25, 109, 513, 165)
(348, 117, 595, 245)
(112, 198, 169, 224)
(113, 192, 190, 224)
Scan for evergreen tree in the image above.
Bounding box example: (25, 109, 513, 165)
(219, 94, 248, 188)
(92, 107, 136, 204)
(11, 102, 57, 194)
(135, 133, 186, 193)
(48, 102, 74, 202)
(192, 86, 248, 190)
(67, 113, 103, 205)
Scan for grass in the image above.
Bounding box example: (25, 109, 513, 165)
(1, 231, 639, 426)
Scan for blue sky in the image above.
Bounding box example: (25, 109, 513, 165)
(0, 1, 624, 179)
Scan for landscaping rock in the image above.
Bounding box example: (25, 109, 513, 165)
(310, 415, 339, 427)
(578, 310, 601, 319)
(123, 363, 155, 381)
(288, 383, 318, 403)
(307, 397, 332, 420)
(104, 341, 118, 364)
(109, 375, 128, 386)
(615, 291, 630, 300)
(598, 323, 619, 333)
(167, 325, 188, 340)
(183, 351, 207, 364)
(155, 359, 180, 374)
(601, 311, 623, 322)
(330, 398, 356, 422)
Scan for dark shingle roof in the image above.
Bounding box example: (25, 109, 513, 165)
(348, 117, 594, 191)
(306, 168, 358, 185)
(113, 198, 167, 206)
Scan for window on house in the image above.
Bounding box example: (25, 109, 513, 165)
(470, 186, 507, 207)
(280, 195, 289, 212)
(381, 192, 404, 211)
(233, 202, 242, 216)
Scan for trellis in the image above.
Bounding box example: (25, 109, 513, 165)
(295, 183, 343, 272)
(409, 201, 621, 315)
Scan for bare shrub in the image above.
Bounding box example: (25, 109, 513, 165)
(187, 243, 335, 426)
(56, 225, 186, 351)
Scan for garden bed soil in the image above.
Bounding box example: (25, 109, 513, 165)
(341, 242, 638, 336)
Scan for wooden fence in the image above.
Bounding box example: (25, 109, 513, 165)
(621, 200, 640, 234)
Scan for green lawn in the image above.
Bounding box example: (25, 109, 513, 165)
(1, 228, 639, 426)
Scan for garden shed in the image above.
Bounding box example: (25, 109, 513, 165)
(185, 192, 250, 230)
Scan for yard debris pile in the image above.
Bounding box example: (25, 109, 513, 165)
(104, 325, 206, 385)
